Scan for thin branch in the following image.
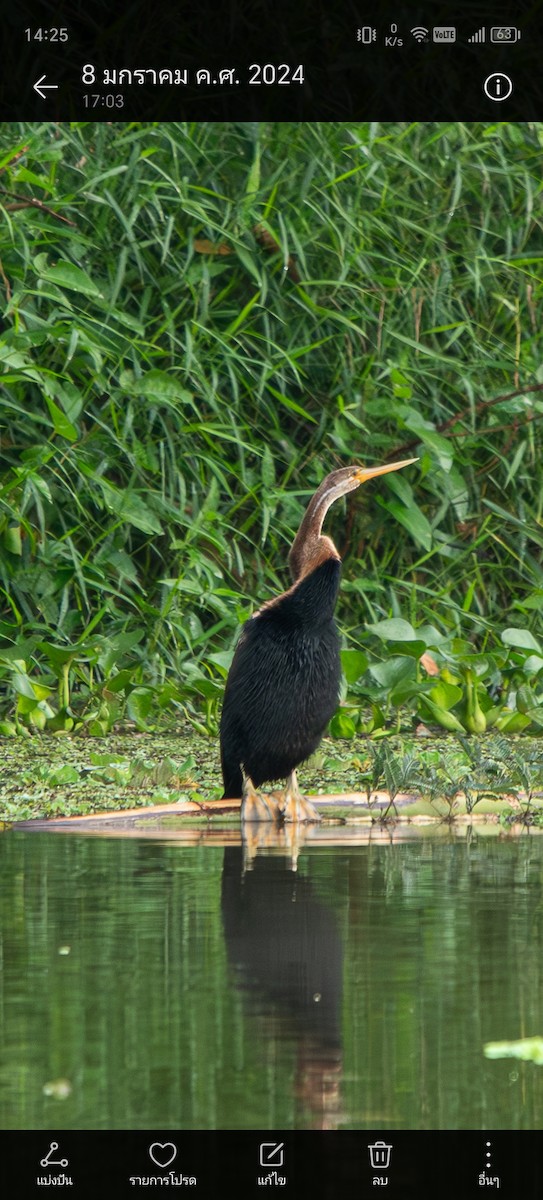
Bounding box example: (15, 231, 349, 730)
(0, 188, 77, 227)
(394, 382, 543, 454)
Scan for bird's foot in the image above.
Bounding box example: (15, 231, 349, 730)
(241, 775, 283, 823)
(240, 771, 321, 825)
(278, 771, 321, 824)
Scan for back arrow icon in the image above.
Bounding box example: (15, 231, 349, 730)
(34, 75, 59, 99)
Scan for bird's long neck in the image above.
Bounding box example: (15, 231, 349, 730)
(288, 481, 341, 583)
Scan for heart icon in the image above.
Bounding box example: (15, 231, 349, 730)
(149, 1142, 177, 1168)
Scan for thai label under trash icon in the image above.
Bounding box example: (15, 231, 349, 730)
(368, 1140, 393, 1170)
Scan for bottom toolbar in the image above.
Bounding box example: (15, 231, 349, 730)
(0, 1130, 541, 1198)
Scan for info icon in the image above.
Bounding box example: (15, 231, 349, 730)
(483, 73, 513, 102)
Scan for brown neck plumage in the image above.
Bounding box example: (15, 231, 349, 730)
(287, 477, 342, 583)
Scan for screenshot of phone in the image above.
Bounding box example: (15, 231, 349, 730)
(1, 2, 542, 1197)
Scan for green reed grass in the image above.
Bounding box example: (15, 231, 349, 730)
(0, 121, 542, 725)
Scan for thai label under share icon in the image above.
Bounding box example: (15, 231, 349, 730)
(368, 1140, 393, 1170)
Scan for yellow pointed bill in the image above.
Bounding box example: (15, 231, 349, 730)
(353, 457, 418, 483)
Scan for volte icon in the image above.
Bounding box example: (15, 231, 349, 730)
(433, 27, 456, 42)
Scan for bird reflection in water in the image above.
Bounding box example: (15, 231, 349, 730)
(221, 835, 345, 1129)
(219, 463, 418, 1122)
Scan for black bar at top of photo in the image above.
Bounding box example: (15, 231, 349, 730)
(1, 0, 542, 121)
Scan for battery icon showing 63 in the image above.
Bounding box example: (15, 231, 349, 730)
(490, 27, 520, 42)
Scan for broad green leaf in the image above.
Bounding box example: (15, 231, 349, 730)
(417, 624, 447, 647)
(126, 688, 154, 726)
(367, 618, 418, 641)
(516, 684, 537, 713)
(104, 670, 134, 694)
(0, 347, 32, 369)
(0, 649, 34, 666)
(48, 765, 81, 785)
(362, 703, 385, 733)
(44, 395, 78, 441)
(95, 632, 144, 674)
(50, 381, 84, 424)
(3, 526, 22, 555)
(418, 696, 465, 732)
(206, 651, 235, 674)
(89, 752, 130, 767)
(369, 657, 416, 688)
(116, 494, 163, 535)
(11, 672, 38, 699)
(17, 167, 56, 190)
(185, 677, 222, 699)
(97, 480, 163, 535)
(390, 680, 426, 705)
(387, 639, 427, 659)
(416, 429, 454, 469)
(429, 680, 464, 709)
(390, 368, 412, 399)
(38, 259, 103, 297)
(495, 711, 532, 733)
(341, 649, 368, 683)
(37, 643, 77, 666)
(329, 710, 357, 738)
(523, 655, 543, 675)
(502, 628, 542, 653)
(129, 370, 193, 403)
(514, 591, 543, 612)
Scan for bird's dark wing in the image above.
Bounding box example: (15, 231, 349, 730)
(220, 605, 340, 797)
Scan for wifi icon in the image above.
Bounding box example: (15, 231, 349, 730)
(411, 26, 429, 41)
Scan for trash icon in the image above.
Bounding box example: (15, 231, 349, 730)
(368, 1140, 392, 1170)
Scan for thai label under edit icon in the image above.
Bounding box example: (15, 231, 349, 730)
(368, 1140, 393, 1170)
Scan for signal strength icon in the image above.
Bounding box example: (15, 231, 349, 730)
(411, 26, 429, 42)
(469, 27, 486, 42)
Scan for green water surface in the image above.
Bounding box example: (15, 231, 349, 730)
(1, 830, 541, 1131)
